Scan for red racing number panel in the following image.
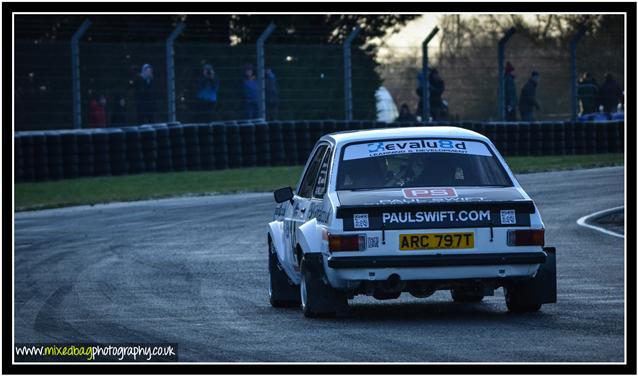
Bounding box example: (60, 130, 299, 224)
(402, 187, 457, 199)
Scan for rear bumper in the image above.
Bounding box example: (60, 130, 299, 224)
(327, 251, 546, 269)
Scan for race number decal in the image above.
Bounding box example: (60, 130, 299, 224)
(403, 187, 457, 199)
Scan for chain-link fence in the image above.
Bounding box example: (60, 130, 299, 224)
(14, 17, 625, 131)
(380, 28, 624, 122)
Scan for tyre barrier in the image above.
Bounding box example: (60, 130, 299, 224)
(554, 122, 566, 155)
(595, 122, 609, 153)
(76, 131, 94, 177)
(584, 121, 598, 155)
(32, 132, 49, 181)
(61, 132, 79, 179)
(308, 120, 324, 147)
(198, 123, 215, 170)
(20, 133, 35, 182)
(212, 123, 229, 170)
(281, 121, 298, 166)
(139, 126, 157, 173)
(168, 124, 186, 172)
(123, 127, 144, 174)
(267, 121, 285, 166)
(239, 123, 257, 168)
(92, 130, 111, 176)
(14, 119, 624, 182)
(15, 134, 24, 182)
(45, 131, 63, 180)
(517, 122, 531, 156)
(154, 124, 172, 172)
(505, 122, 519, 157)
(540, 122, 555, 156)
(295, 121, 312, 165)
(108, 128, 127, 175)
(183, 124, 201, 171)
(574, 122, 586, 154)
(255, 121, 271, 167)
(226, 122, 242, 168)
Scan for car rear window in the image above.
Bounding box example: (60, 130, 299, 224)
(337, 138, 513, 190)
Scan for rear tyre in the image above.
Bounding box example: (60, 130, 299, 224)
(451, 289, 484, 303)
(268, 241, 300, 308)
(300, 255, 347, 318)
(505, 287, 542, 313)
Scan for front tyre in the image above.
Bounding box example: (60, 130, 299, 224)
(268, 241, 300, 308)
(300, 254, 347, 318)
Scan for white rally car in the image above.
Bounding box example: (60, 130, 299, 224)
(267, 126, 556, 317)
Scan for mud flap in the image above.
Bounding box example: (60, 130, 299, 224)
(518, 247, 557, 305)
(302, 253, 349, 315)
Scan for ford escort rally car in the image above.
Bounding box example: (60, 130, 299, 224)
(267, 126, 556, 318)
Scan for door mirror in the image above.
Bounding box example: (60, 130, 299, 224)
(274, 186, 294, 204)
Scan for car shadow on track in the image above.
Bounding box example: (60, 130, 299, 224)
(337, 300, 550, 323)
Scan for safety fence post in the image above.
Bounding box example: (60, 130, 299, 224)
(343, 26, 361, 121)
(256, 22, 276, 120)
(166, 22, 186, 123)
(71, 19, 91, 129)
(421, 27, 439, 122)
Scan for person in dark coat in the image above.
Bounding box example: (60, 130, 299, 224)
(194, 63, 220, 123)
(428, 68, 445, 121)
(110, 95, 128, 127)
(134, 63, 156, 124)
(598, 73, 623, 114)
(577, 72, 599, 115)
(397, 103, 417, 122)
(504, 61, 518, 121)
(242, 64, 259, 119)
(519, 71, 541, 121)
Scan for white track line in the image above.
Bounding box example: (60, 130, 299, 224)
(576, 206, 625, 239)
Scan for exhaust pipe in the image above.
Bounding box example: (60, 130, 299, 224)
(387, 273, 401, 289)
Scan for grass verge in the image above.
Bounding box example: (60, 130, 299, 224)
(15, 153, 623, 211)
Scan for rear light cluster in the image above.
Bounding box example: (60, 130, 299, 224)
(328, 234, 366, 252)
(507, 229, 545, 246)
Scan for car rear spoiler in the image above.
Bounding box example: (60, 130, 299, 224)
(336, 200, 536, 231)
(336, 200, 536, 218)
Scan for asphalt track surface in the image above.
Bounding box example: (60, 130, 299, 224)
(14, 166, 625, 362)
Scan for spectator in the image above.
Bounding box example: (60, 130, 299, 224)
(598, 73, 623, 114)
(415, 69, 445, 121)
(110, 94, 128, 127)
(242, 63, 259, 119)
(415, 71, 426, 119)
(397, 103, 416, 122)
(88, 94, 107, 128)
(194, 63, 220, 123)
(577, 72, 599, 116)
(265, 67, 279, 121)
(135, 63, 156, 124)
(519, 71, 541, 121)
(504, 61, 518, 121)
(429, 68, 445, 121)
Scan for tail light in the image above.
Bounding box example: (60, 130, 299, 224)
(328, 234, 366, 252)
(507, 229, 545, 246)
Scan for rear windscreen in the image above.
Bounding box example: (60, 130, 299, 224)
(337, 138, 513, 190)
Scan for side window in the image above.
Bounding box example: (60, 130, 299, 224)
(312, 147, 332, 198)
(297, 145, 328, 198)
